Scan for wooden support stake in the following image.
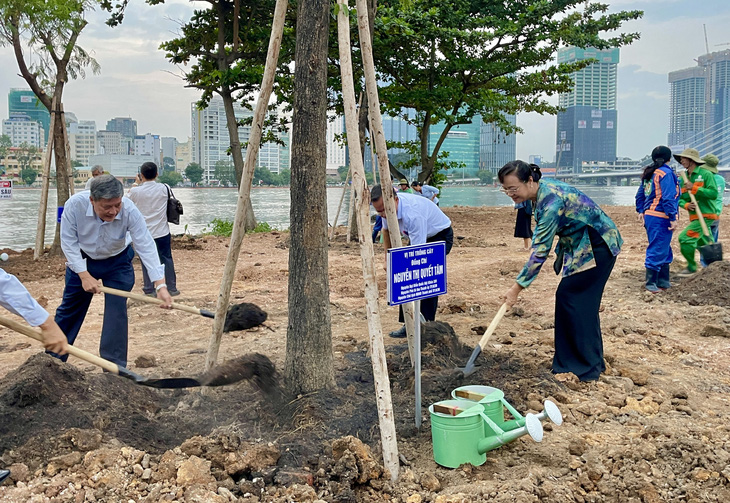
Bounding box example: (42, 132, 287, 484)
(356, 0, 416, 365)
(205, 0, 288, 371)
(336, 0, 399, 481)
(34, 96, 57, 260)
(60, 104, 75, 196)
(329, 167, 351, 240)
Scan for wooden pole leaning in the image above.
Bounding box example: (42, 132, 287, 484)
(60, 104, 75, 196)
(356, 0, 417, 365)
(34, 97, 57, 260)
(336, 0, 400, 481)
(330, 167, 351, 240)
(204, 0, 288, 373)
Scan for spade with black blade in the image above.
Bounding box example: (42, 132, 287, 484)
(99, 286, 268, 333)
(0, 315, 277, 390)
(680, 170, 723, 265)
(458, 303, 508, 376)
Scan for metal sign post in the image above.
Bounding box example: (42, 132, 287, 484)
(387, 241, 447, 427)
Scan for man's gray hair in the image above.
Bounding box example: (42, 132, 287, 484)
(90, 174, 124, 200)
(91, 165, 104, 176)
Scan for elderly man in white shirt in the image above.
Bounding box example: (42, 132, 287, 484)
(127, 162, 180, 297)
(84, 165, 104, 190)
(411, 180, 440, 205)
(53, 174, 172, 368)
(1, 267, 69, 485)
(370, 184, 454, 337)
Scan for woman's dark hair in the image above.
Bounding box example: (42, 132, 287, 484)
(642, 146, 672, 181)
(498, 160, 542, 184)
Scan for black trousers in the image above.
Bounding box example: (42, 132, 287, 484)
(553, 229, 615, 381)
(399, 226, 454, 322)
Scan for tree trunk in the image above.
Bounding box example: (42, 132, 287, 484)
(49, 93, 72, 256)
(221, 88, 257, 231)
(285, 0, 335, 394)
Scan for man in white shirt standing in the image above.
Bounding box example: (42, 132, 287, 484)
(84, 165, 104, 190)
(53, 174, 172, 368)
(0, 268, 68, 484)
(370, 184, 454, 337)
(127, 162, 180, 297)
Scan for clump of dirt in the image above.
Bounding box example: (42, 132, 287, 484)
(223, 303, 268, 333)
(667, 260, 730, 306)
(199, 353, 281, 395)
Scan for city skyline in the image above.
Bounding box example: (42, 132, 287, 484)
(1, 0, 729, 164)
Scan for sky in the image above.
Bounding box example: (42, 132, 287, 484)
(1, 0, 730, 163)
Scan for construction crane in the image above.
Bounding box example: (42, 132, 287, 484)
(704, 24, 710, 54)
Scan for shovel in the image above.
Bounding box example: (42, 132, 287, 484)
(680, 170, 723, 265)
(99, 286, 268, 332)
(0, 314, 277, 390)
(458, 302, 508, 376)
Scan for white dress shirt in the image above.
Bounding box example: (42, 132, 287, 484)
(60, 192, 165, 281)
(0, 267, 49, 326)
(381, 192, 451, 245)
(418, 184, 440, 205)
(126, 181, 171, 239)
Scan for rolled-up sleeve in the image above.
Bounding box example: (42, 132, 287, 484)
(60, 198, 88, 274)
(127, 207, 165, 282)
(0, 268, 49, 326)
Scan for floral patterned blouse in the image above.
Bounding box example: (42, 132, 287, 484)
(516, 178, 623, 288)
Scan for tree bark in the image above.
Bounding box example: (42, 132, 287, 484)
(285, 0, 335, 394)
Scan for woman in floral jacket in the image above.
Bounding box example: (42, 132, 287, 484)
(499, 160, 623, 382)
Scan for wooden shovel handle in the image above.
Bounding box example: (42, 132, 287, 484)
(680, 170, 711, 238)
(476, 303, 508, 351)
(0, 314, 120, 374)
(99, 286, 204, 316)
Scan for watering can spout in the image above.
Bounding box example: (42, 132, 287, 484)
(477, 413, 543, 454)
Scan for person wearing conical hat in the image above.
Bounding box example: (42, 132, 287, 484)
(675, 148, 719, 277)
(700, 154, 725, 244)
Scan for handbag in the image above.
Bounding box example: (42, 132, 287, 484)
(165, 184, 184, 225)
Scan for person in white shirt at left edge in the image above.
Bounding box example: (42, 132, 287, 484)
(51, 174, 172, 368)
(0, 267, 68, 485)
(127, 162, 180, 297)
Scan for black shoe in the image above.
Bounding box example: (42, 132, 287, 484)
(389, 325, 407, 338)
(168, 289, 181, 297)
(144, 291, 156, 298)
(0, 469, 10, 484)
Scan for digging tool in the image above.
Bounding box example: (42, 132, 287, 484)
(99, 286, 268, 332)
(459, 303, 508, 376)
(680, 170, 723, 265)
(0, 315, 277, 390)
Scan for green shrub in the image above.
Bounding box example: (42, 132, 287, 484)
(248, 221, 273, 233)
(204, 218, 234, 237)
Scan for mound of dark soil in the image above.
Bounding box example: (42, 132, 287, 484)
(667, 260, 730, 306)
(0, 321, 561, 477)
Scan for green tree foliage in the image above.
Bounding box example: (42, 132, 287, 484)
(20, 167, 39, 186)
(163, 156, 175, 171)
(214, 160, 237, 187)
(159, 170, 183, 187)
(185, 162, 204, 186)
(372, 0, 642, 182)
(477, 169, 494, 185)
(0, 135, 11, 160)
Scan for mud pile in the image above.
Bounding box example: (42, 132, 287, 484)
(667, 260, 730, 306)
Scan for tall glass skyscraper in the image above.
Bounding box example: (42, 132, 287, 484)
(556, 47, 619, 173)
(8, 89, 50, 143)
(669, 50, 730, 163)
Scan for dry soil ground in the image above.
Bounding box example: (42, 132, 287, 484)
(1, 205, 730, 503)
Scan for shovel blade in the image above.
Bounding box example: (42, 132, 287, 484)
(700, 242, 723, 265)
(117, 366, 202, 389)
(458, 345, 483, 376)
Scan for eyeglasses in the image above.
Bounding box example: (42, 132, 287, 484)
(500, 186, 521, 195)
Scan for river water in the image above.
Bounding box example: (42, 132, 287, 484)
(2, 185, 728, 251)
